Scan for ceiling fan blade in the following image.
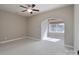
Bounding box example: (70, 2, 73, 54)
(20, 5, 27, 8)
(32, 4, 35, 8)
(32, 9, 39, 11)
(21, 10, 27, 12)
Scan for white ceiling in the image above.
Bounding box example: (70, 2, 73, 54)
(0, 4, 71, 17)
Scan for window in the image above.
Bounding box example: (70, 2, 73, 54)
(49, 23, 64, 33)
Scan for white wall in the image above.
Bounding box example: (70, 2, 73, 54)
(27, 5, 74, 47)
(0, 10, 27, 42)
(48, 33, 64, 39)
(74, 5, 79, 50)
(41, 19, 48, 40)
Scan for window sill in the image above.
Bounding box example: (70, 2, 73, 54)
(49, 32, 64, 33)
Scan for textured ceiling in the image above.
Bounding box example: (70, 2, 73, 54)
(0, 4, 71, 17)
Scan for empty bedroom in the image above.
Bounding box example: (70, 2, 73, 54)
(0, 4, 75, 55)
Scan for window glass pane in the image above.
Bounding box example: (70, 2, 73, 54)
(49, 23, 64, 33)
(51, 24, 56, 32)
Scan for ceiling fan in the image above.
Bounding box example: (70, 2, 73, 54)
(20, 4, 39, 14)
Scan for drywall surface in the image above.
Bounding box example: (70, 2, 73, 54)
(27, 5, 74, 47)
(0, 10, 27, 42)
(41, 19, 48, 40)
(48, 33, 64, 39)
(74, 5, 79, 50)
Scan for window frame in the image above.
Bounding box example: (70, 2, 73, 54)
(48, 22, 64, 33)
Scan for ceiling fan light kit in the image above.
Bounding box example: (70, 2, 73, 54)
(27, 9, 32, 12)
(20, 4, 39, 14)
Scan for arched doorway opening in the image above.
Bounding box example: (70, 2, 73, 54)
(41, 18, 65, 43)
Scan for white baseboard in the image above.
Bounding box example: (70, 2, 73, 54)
(0, 36, 40, 44)
(0, 36, 27, 44)
(26, 36, 40, 40)
(64, 45, 77, 54)
(65, 45, 74, 49)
